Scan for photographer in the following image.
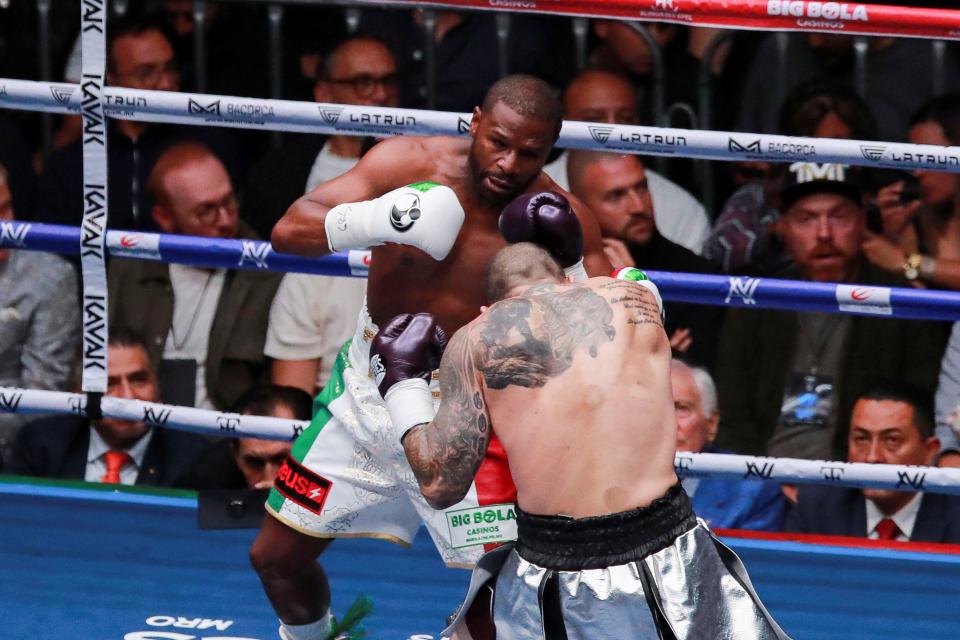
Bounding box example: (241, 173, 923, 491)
(863, 95, 960, 290)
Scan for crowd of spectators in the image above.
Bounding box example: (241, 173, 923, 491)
(2, 2, 960, 542)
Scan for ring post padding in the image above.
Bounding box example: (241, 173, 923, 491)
(78, 2, 109, 393)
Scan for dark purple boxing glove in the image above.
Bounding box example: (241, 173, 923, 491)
(499, 191, 588, 281)
(370, 313, 448, 439)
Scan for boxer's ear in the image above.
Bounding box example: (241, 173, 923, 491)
(480, 305, 489, 314)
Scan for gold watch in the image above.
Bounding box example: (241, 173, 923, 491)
(903, 253, 923, 281)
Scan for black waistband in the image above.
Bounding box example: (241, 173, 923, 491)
(514, 483, 697, 570)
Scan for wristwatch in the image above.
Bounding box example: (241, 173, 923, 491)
(903, 254, 923, 281)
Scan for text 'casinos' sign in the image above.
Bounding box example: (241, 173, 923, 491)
(446, 503, 517, 548)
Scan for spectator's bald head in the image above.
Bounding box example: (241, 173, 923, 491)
(148, 142, 238, 239)
(563, 69, 640, 125)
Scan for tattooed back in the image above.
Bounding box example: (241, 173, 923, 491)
(465, 276, 678, 518)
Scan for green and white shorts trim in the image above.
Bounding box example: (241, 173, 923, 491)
(267, 339, 514, 568)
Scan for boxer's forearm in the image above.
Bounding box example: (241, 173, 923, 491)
(271, 195, 335, 257)
(402, 421, 478, 510)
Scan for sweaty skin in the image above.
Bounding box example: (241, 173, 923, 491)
(403, 276, 678, 518)
(271, 103, 610, 336)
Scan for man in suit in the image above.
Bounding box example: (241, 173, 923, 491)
(672, 359, 786, 531)
(787, 382, 960, 543)
(108, 141, 281, 411)
(715, 163, 948, 460)
(8, 330, 206, 486)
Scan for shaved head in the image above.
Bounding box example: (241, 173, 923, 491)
(485, 242, 564, 303)
(481, 74, 563, 138)
(567, 151, 633, 198)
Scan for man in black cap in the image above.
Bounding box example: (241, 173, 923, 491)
(714, 163, 948, 462)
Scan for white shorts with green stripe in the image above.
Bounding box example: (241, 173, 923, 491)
(267, 309, 518, 568)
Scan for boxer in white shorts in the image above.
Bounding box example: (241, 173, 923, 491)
(249, 74, 612, 640)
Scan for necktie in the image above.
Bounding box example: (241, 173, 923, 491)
(101, 450, 132, 484)
(875, 517, 901, 541)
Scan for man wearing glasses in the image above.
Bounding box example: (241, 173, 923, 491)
(243, 35, 399, 397)
(41, 13, 242, 232)
(242, 35, 401, 240)
(108, 141, 280, 412)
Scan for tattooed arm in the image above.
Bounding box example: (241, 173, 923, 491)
(402, 326, 492, 510)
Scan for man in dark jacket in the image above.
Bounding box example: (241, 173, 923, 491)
(108, 142, 280, 411)
(787, 382, 960, 543)
(567, 150, 724, 368)
(8, 330, 206, 486)
(715, 163, 948, 460)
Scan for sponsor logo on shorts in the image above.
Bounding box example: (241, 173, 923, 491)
(835, 284, 892, 315)
(724, 277, 761, 305)
(767, 1, 870, 23)
(188, 98, 221, 116)
(447, 503, 518, 548)
(860, 145, 886, 161)
(588, 125, 615, 145)
(0, 221, 31, 248)
(274, 456, 333, 514)
(389, 193, 421, 232)
(370, 353, 386, 385)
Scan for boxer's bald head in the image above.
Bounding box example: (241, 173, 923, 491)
(486, 242, 564, 303)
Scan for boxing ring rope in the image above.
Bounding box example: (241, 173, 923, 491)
(3, 384, 959, 498)
(3, 79, 960, 173)
(4, 220, 960, 322)
(335, 0, 960, 41)
(1, 0, 959, 506)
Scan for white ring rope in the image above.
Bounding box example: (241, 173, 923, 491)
(2, 384, 956, 497)
(1, 79, 958, 173)
(1, 1, 958, 502)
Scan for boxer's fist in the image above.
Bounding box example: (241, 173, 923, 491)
(370, 313, 447, 438)
(325, 182, 465, 261)
(499, 192, 586, 279)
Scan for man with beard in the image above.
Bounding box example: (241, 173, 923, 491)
(714, 162, 947, 461)
(250, 74, 610, 640)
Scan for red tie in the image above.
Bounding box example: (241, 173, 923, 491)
(101, 450, 132, 484)
(875, 518, 901, 541)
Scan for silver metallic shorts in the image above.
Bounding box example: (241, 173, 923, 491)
(443, 484, 791, 640)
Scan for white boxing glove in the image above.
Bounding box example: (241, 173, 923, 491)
(324, 182, 465, 261)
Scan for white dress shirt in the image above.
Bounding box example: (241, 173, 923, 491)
(865, 492, 923, 542)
